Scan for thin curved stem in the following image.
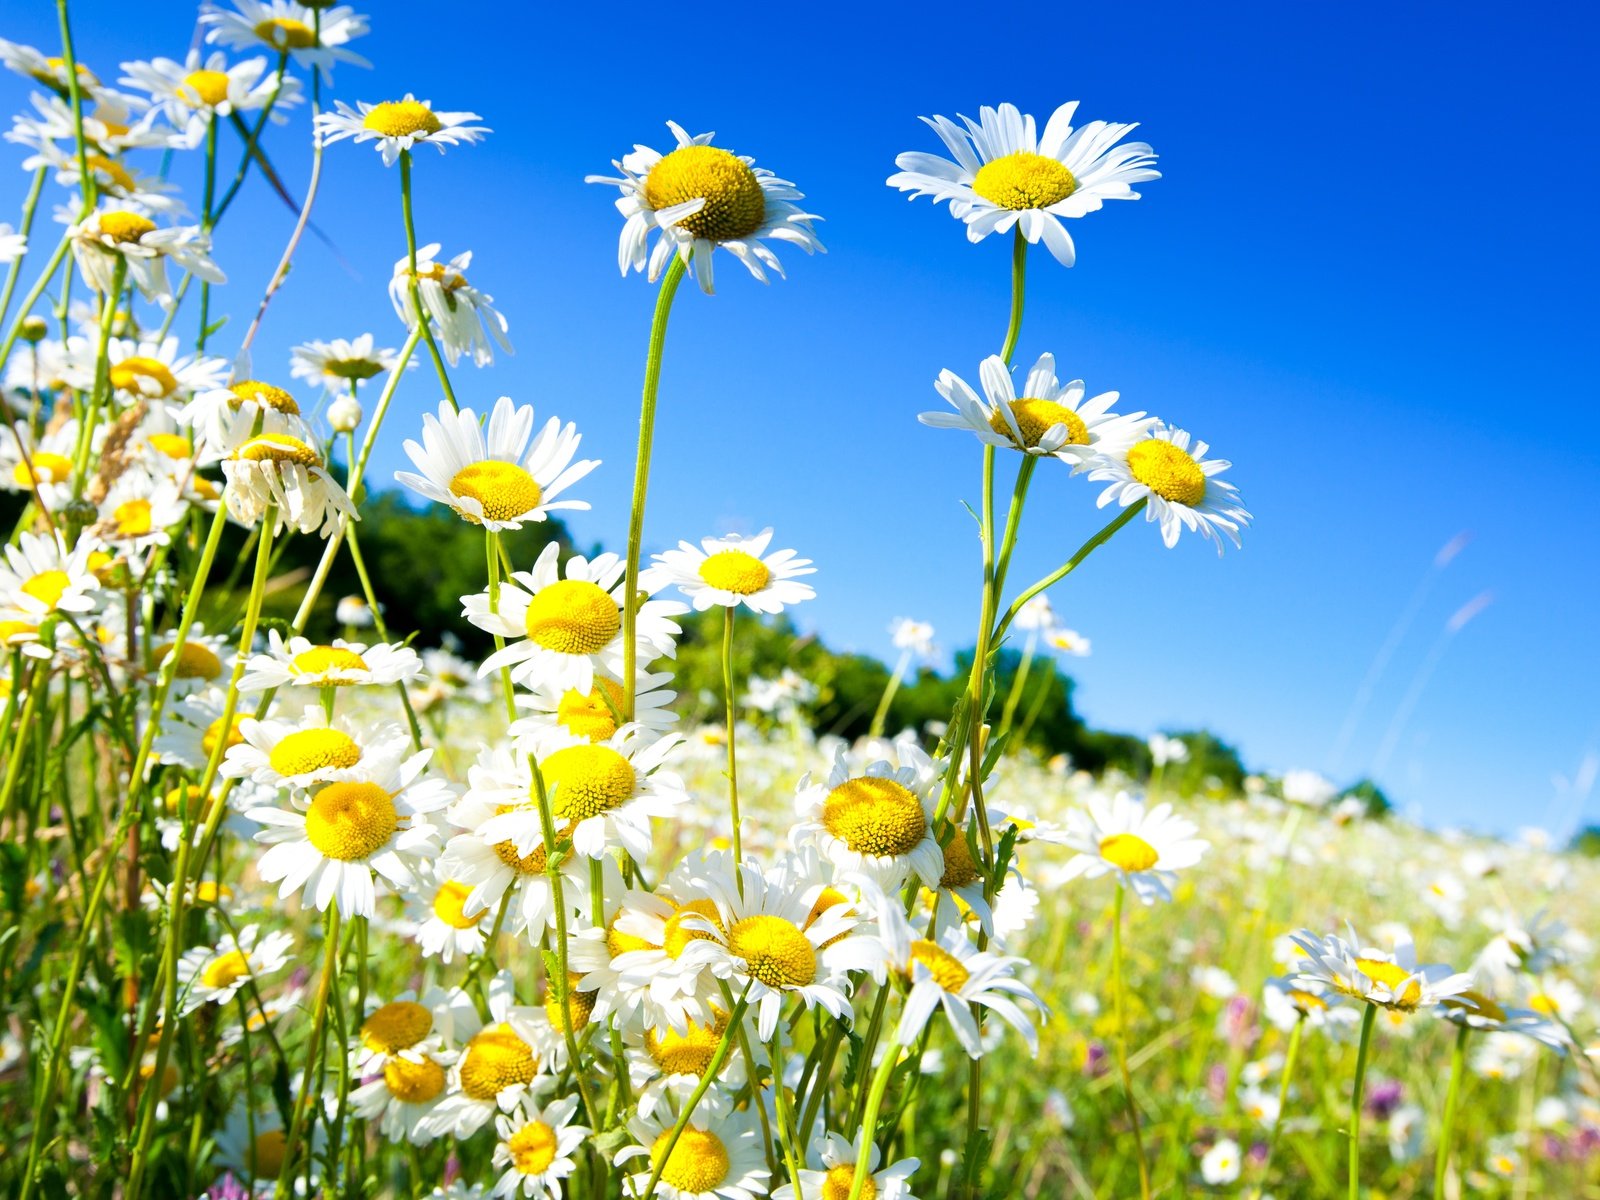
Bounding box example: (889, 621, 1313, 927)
(1250, 1015, 1304, 1200)
(993, 499, 1147, 648)
(721, 604, 743, 872)
(846, 1036, 903, 1200)
(399, 149, 458, 412)
(1433, 1023, 1470, 1200)
(1349, 1002, 1378, 1200)
(1112, 884, 1152, 1200)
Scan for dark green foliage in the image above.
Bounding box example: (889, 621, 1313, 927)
(1570, 826, 1600, 857)
(1342, 778, 1394, 818)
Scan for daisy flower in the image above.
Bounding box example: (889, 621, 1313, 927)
(68, 208, 225, 304)
(182, 379, 310, 452)
(201, 1, 371, 77)
(0, 38, 103, 96)
(792, 741, 946, 891)
(92, 335, 231, 404)
(615, 1106, 771, 1200)
(587, 119, 823, 294)
(220, 428, 357, 536)
(176, 925, 292, 1014)
(621, 1005, 754, 1119)
(773, 1131, 920, 1200)
(510, 668, 678, 744)
(1057, 791, 1208, 904)
(1290, 926, 1473, 1014)
(642, 529, 815, 614)
(0, 530, 101, 641)
(1262, 975, 1353, 1033)
(388, 243, 511, 367)
(1089, 424, 1251, 554)
(355, 987, 479, 1072)
(150, 693, 248, 772)
(146, 622, 233, 694)
(395, 396, 596, 530)
(350, 1043, 458, 1145)
(408, 864, 491, 964)
(1, 420, 84, 510)
(118, 51, 301, 145)
(923, 353, 1152, 467)
(467, 540, 684, 693)
(222, 704, 412, 789)
(90, 472, 187, 556)
(424, 973, 546, 1139)
(492, 1093, 588, 1199)
(0, 222, 26, 264)
(213, 1102, 304, 1191)
(1437, 990, 1565, 1049)
(290, 333, 405, 388)
(316, 95, 488, 165)
(238, 632, 422, 692)
(246, 750, 455, 916)
(888, 101, 1159, 267)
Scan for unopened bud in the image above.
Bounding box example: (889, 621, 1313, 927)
(328, 395, 363, 433)
(20, 315, 48, 343)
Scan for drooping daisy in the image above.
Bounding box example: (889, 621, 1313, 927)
(615, 1106, 771, 1200)
(467, 540, 684, 693)
(118, 51, 301, 145)
(587, 120, 824, 294)
(792, 741, 946, 891)
(1290, 926, 1474, 1014)
(424, 973, 546, 1139)
(220, 428, 357, 536)
(200, 1, 371, 77)
(395, 396, 596, 530)
(1056, 791, 1208, 904)
(289, 333, 405, 389)
(388, 243, 511, 367)
(510, 669, 678, 744)
(773, 1131, 920, 1200)
(888, 101, 1159, 267)
(643, 529, 815, 614)
(0, 39, 103, 97)
(222, 704, 412, 789)
(491, 1093, 588, 1199)
(316, 95, 487, 165)
(247, 751, 455, 916)
(1089, 425, 1251, 554)
(350, 1043, 458, 1145)
(923, 353, 1152, 467)
(68, 208, 225, 304)
(176, 924, 293, 1014)
(238, 632, 422, 692)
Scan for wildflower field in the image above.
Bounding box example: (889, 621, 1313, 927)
(0, 5, 1596, 1199)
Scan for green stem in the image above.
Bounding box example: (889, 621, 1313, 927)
(71, 255, 127, 497)
(275, 902, 342, 1200)
(999, 226, 1027, 366)
(56, 0, 95, 216)
(1348, 1002, 1377, 1200)
(721, 604, 743, 871)
(1250, 1016, 1304, 1200)
(1112, 884, 1152, 1200)
(1432, 1023, 1470, 1200)
(846, 1036, 903, 1200)
(768, 1030, 805, 1196)
(209, 52, 288, 225)
(993, 499, 1148, 647)
(868, 651, 910, 739)
(399, 149, 458, 412)
(0, 236, 70, 381)
(0, 166, 47, 338)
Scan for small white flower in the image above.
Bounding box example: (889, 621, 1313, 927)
(316, 94, 488, 166)
(643, 528, 815, 614)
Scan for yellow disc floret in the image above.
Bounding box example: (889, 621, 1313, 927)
(523, 579, 620, 655)
(183, 69, 231, 107)
(303, 782, 399, 861)
(253, 17, 318, 49)
(109, 356, 179, 397)
(822, 777, 927, 858)
(697, 549, 770, 595)
(1099, 832, 1159, 872)
(112, 498, 153, 538)
(508, 1119, 559, 1175)
(21, 570, 71, 610)
(97, 210, 156, 244)
(268, 727, 361, 778)
(908, 939, 970, 992)
(201, 715, 246, 759)
(643, 145, 767, 242)
(727, 915, 816, 989)
(542, 744, 635, 822)
(230, 380, 301, 415)
(1126, 439, 1207, 506)
(249, 1128, 288, 1179)
(431, 879, 483, 929)
(606, 912, 653, 958)
(154, 639, 223, 680)
(555, 678, 625, 741)
(147, 433, 193, 460)
(200, 949, 251, 990)
(362, 99, 443, 139)
(939, 833, 982, 890)
(651, 1126, 731, 1194)
(544, 972, 597, 1032)
(970, 151, 1078, 211)
(646, 1009, 729, 1078)
(989, 398, 1089, 449)
(234, 433, 320, 467)
(449, 461, 541, 524)
(12, 451, 73, 487)
(383, 1055, 446, 1104)
(661, 899, 725, 959)
(1353, 959, 1423, 1010)
(290, 645, 368, 679)
(824, 1164, 876, 1200)
(458, 1024, 537, 1100)
(361, 1000, 433, 1055)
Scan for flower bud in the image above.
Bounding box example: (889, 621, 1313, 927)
(328, 395, 363, 433)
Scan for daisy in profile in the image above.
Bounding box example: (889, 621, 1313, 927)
(396, 396, 596, 530)
(246, 751, 454, 916)
(1090, 425, 1251, 554)
(792, 741, 946, 891)
(773, 1131, 920, 1200)
(1290, 926, 1473, 1014)
(425, 973, 545, 1139)
(238, 632, 422, 692)
(94, 335, 231, 403)
(118, 50, 301, 145)
(643, 529, 815, 614)
(888, 101, 1159, 267)
(467, 541, 684, 693)
(1057, 791, 1208, 904)
(511, 669, 678, 744)
(0, 222, 25, 263)
(1437, 990, 1565, 1048)
(222, 705, 412, 789)
(923, 353, 1151, 467)
(491, 1093, 588, 1199)
(388, 243, 511, 367)
(290, 333, 405, 388)
(615, 1106, 771, 1200)
(220, 427, 356, 536)
(201, 1, 371, 77)
(587, 119, 823, 294)
(350, 1043, 458, 1145)
(316, 95, 488, 166)
(68, 208, 225, 304)
(175, 924, 292, 1014)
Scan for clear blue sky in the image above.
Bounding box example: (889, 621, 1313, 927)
(5, 1, 1598, 836)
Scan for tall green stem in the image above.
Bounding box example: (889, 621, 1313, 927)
(1433, 1023, 1470, 1200)
(639, 988, 750, 1200)
(1250, 1015, 1304, 1200)
(275, 902, 342, 1200)
(399, 149, 458, 412)
(721, 604, 743, 870)
(846, 1036, 902, 1200)
(1112, 884, 1152, 1200)
(1348, 1002, 1377, 1200)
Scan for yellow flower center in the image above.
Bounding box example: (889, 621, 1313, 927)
(458, 1023, 537, 1100)
(1287, 988, 1327, 1013)
(21, 570, 71, 610)
(988, 399, 1089, 449)
(249, 1128, 288, 1179)
(112, 498, 153, 537)
(303, 781, 399, 861)
(230, 380, 301, 415)
(940, 833, 981, 889)
(449, 460, 542, 524)
(200, 949, 251, 990)
(361, 1000, 433, 1054)
(543, 744, 635, 822)
(823, 1164, 876, 1200)
(908, 939, 970, 992)
(726, 914, 816, 989)
(164, 784, 214, 821)
(363, 100, 443, 139)
(650, 1127, 731, 1194)
(645, 1009, 729, 1077)
(109, 356, 179, 397)
(290, 645, 368, 679)
(323, 357, 384, 381)
(1446, 990, 1506, 1022)
(524, 579, 620, 655)
(544, 972, 597, 1032)
(234, 433, 320, 467)
(182, 69, 231, 107)
(383, 1055, 446, 1104)
(493, 835, 550, 875)
(268, 727, 361, 777)
(253, 17, 318, 49)
(508, 1119, 559, 1175)
(12, 451, 73, 487)
(970, 151, 1078, 210)
(1126, 440, 1207, 507)
(97, 210, 156, 244)
(661, 899, 725, 959)
(821, 776, 927, 857)
(606, 913, 653, 958)
(154, 639, 223, 680)
(556, 678, 625, 741)
(86, 153, 137, 193)
(147, 433, 192, 460)
(643, 145, 766, 242)
(1100, 832, 1160, 872)
(1353, 958, 1423, 1010)
(202, 715, 246, 759)
(431, 879, 482, 928)
(804, 886, 850, 930)
(697, 549, 770, 594)
(1527, 992, 1558, 1016)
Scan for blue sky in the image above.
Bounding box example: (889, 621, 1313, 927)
(5, 1, 1597, 835)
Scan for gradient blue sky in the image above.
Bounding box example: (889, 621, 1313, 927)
(5, 2, 1597, 835)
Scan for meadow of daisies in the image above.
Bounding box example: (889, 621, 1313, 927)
(0, 5, 1596, 1200)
